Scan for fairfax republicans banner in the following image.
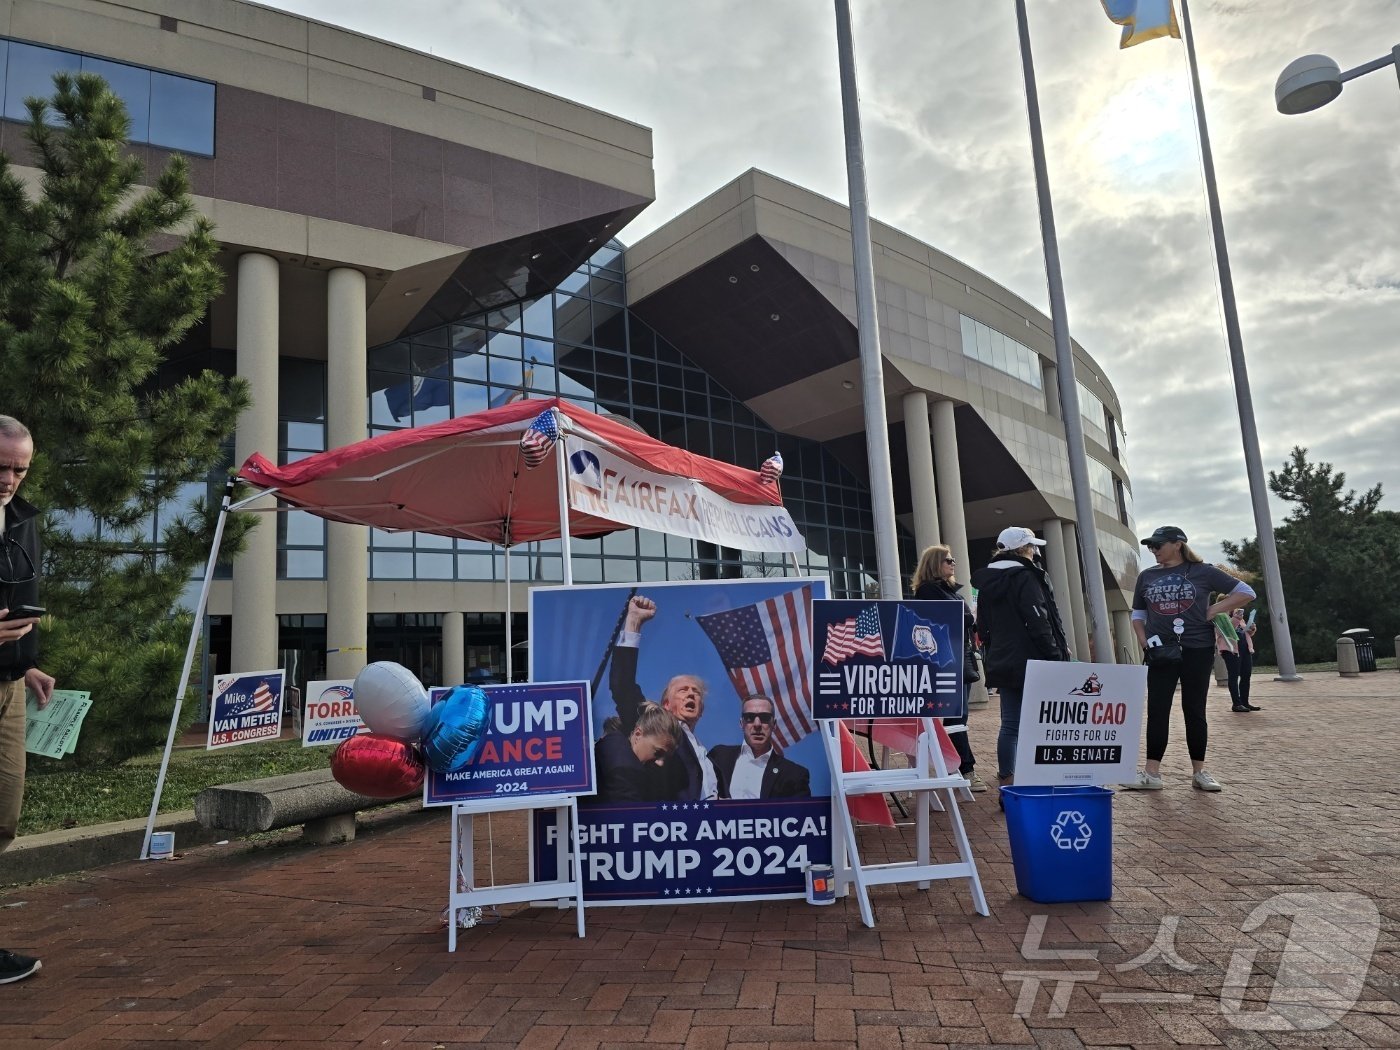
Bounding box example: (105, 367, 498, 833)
(529, 578, 832, 905)
(301, 679, 365, 747)
(1015, 660, 1148, 785)
(423, 681, 596, 807)
(564, 437, 805, 554)
(810, 599, 964, 720)
(207, 668, 285, 750)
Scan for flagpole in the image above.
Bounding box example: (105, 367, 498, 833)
(833, 0, 903, 602)
(1013, 0, 1114, 658)
(1178, 0, 1300, 681)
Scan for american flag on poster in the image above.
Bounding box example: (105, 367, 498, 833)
(519, 408, 559, 468)
(696, 584, 817, 750)
(821, 605, 886, 666)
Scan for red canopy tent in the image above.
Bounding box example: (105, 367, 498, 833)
(141, 398, 802, 857)
(235, 397, 788, 548)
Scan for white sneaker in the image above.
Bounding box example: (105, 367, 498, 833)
(1121, 769, 1164, 790)
(1192, 770, 1223, 792)
(965, 771, 988, 793)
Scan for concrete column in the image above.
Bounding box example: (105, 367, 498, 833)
(902, 391, 939, 554)
(1059, 520, 1093, 661)
(232, 252, 280, 672)
(1041, 517, 1075, 656)
(325, 268, 370, 680)
(442, 611, 465, 686)
(1112, 609, 1140, 666)
(1042, 359, 1062, 419)
(930, 399, 969, 572)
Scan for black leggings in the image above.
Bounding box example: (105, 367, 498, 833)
(1146, 646, 1216, 763)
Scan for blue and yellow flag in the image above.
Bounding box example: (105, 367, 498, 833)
(1101, 0, 1180, 48)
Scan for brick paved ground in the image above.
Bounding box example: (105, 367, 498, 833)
(3, 673, 1398, 1049)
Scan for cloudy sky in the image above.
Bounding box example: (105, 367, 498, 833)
(273, 0, 1398, 564)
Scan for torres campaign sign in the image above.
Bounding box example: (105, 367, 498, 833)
(1014, 660, 1148, 785)
(529, 578, 832, 904)
(564, 437, 804, 554)
(207, 669, 285, 749)
(423, 681, 595, 806)
(810, 599, 964, 719)
(301, 679, 365, 747)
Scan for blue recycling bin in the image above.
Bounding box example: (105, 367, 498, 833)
(1001, 785, 1114, 903)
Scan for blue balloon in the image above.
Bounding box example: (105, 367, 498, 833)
(421, 685, 492, 774)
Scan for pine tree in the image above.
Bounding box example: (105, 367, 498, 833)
(0, 72, 251, 764)
(1223, 447, 1400, 664)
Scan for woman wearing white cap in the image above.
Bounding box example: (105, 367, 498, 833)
(1123, 525, 1256, 792)
(970, 526, 1072, 798)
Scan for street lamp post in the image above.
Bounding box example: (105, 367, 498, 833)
(1276, 47, 1400, 114)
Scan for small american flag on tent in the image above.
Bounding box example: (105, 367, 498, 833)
(250, 680, 277, 714)
(519, 409, 559, 468)
(759, 451, 783, 484)
(821, 605, 886, 666)
(696, 584, 817, 750)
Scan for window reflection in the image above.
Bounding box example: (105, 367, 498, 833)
(1, 38, 215, 155)
(3, 42, 80, 123)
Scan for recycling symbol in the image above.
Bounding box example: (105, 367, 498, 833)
(1049, 809, 1092, 852)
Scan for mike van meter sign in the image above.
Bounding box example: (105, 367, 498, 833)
(810, 599, 964, 719)
(206, 669, 285, 749)
(423, 681, 595, 806)
(530, 578, 832, 905)
(301, 679, 367, 747)
(1014, 661, 1147, 785)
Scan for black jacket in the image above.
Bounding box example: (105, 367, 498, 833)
(608, 643, 702, 801)
(595, 731, 673, 803)
(708, 745, 810, 800)
(969, 555, 1070, 689)
(0, 496, 42, 679)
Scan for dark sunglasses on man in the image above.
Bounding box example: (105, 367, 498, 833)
(741, 711, 773, 724)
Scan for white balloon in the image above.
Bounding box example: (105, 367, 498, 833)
(352, 662, 429, 741)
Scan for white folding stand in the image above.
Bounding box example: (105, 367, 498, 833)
(448, 793, 586, 948)
(823, 717, 989, 928)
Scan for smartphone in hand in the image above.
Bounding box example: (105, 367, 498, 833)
(1, 605, 45, 621)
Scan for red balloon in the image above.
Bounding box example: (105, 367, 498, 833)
(331, 733, 425, 798)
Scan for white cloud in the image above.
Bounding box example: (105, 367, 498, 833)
(271, 0, 1398, 564)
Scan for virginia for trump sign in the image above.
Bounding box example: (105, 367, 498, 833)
(810, 599, 965, 720)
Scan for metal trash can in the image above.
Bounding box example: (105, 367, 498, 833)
(1341, 628, 1376, 672)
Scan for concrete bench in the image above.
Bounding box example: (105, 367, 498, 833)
(194, 769, 418, 844)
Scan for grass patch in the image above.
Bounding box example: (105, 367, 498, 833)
(20, 740, 330, 836)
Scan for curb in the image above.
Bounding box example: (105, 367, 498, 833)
(0, 801, 432, 887)
(0, 811, 226, 886)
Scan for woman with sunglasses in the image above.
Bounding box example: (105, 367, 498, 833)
(970, 526, 1072, 798)
(1124, 526, 1256, 792)
(910, 544, 986, 791)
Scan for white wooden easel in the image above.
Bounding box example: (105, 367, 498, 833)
(823, 717, 989, 927)
(448, 793, 586, 948)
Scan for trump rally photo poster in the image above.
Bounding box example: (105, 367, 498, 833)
(530, 578, 832, 905)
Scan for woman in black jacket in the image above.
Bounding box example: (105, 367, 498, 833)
(910, 544, 985, 791)
(969, 526, 1071, 792)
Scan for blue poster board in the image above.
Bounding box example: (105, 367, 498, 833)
(528, 578, 833, 904)
(810, 599, 964, 720)
(423, 681, 595, 807)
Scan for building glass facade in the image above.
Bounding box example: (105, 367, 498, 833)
(360, 242, 887, 598)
